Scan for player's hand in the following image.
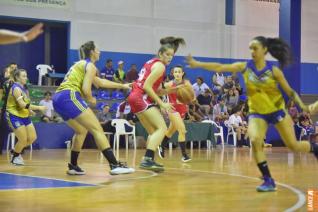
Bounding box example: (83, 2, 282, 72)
(39, 106, 47, 113)
(122, 83, 132, 90)
(29, 110, 36, 116)
(87, 97, 96, 107)
(185, 54, 199, 68)
(23, 23, 44, 42)
(159, 102, 175, 113)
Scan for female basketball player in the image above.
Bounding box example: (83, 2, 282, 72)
(53, 41, 134, 175)
(127, 37, 185, 172)
(186, 36, 318, 192)
(158, 65, 191, 162)
(6, 69, 47, 165)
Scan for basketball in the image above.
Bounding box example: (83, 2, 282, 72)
(177, 83, 195, 104)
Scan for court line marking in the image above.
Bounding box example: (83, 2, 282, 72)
(166, 168, 305, 212)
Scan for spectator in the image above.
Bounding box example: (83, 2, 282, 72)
(114, 60, 126, 83)
(212, 97, 229, 123)
(197, 89, 213, 116)
(188, 100, 206, 122)
(39, 91, 62, 123)
(212, 73, 225, 92)
(100, 59, 115, 81)
(287, 99, 299, 122)
(224, 88, 239, 112)
(222, 75, 235, 94)
(228, 108, 249, 147)
(298, 115, 315, 140)
(126, 64, 139, 83)
(192, 77, 210, 97)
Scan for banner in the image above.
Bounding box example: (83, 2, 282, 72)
(1, 0, 70, 9)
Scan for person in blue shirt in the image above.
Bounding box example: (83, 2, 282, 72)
(100, 59, 115, 81)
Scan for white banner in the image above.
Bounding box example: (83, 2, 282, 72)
(1, 0, 71, 9)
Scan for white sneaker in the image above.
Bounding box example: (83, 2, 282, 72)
(109, 162, 135, 175)
(11, 155, 24, 166)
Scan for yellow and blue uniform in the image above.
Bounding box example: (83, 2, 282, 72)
(243, 60, 286, 124)
(52, 59, 90, 121)
(6, 83, 31, 129)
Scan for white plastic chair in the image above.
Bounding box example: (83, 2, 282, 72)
(224, 121, 237, 147)
(111, 119, 136, 154)
(6, 132, 32, 153)
(36, 64, 52, 85)
(202, 120, 225, 148)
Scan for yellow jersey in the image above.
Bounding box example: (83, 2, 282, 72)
(6, 83, 30, 118)
(56, 59, 91, 95)
(243, 61, 285, 114)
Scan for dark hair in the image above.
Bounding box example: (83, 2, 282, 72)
(158, 36, 185, 54)
(44, 91, 52, 96)
(172, 65, 186, 79)
(106, 59, 112, 63)
(253, 36, 293, 68)
(79, 41, 96, 60)
(12, 69, 27, 81)
(196, 77, 204, 83)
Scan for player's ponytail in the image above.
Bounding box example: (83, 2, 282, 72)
(79, 41, 96, 60)
(253, 36, 293, 69)
(159, 36, 185, 54)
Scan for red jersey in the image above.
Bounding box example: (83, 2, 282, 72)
(167, 81, 188, 118)
(128, 58, 165, 114)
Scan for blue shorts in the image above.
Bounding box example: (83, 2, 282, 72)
(52, 90, 88, 121)
(6, 112, 32, 129)
(248, 109, 286, 125)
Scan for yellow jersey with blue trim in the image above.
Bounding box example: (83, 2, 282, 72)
(242, 60, 285, 114)
(56, 59, 91, 95)
(6, 83, 30, 118)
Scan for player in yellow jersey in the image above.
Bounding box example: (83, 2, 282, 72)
(186, 36, 318, 192)
(52, 41, 134, 175)
(6, 69, 47, 165)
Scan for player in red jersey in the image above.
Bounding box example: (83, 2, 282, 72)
(158, 65, 192, 162)
(128, 37, 185, 172)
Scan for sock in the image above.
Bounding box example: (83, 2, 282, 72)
(179, 142, 186, 156)
(11, 150, 19, 157)
(70, 151, 80, 166)
(102, 148, 118, 165)
(161, 136, 170, 149)
(257, 161, 272, 178)
(145, 149, 155, 160)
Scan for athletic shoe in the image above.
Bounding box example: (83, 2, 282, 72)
(139, 156, 164, 172)
(11, 154, 24, 166)
(110, 161, 135, 175)
(256, 176, 277, 192)
(67, 163, 86, 175)
(181, 154, 192, 163)
(158, 145, 165, 159)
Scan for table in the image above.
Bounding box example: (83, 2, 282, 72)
(135, 122, 215, 145)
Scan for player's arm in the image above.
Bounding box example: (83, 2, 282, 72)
(93, 77, 130, 90)
(13, 88, 46, 111)
(273, 66, 308, 111)
(186, 54, 246, 73)
(0, 23, 43, 45)
(157, 81, 174, 96)
(82, 63, 97, 105)
(143, 62, 166, 107)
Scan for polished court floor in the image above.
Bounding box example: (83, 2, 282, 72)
(0, 147, 316, 212)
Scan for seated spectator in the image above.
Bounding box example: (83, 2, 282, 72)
(227, 107, 248, 147)
(224, 88, 239, 113)
(192, 77, 210, 97)
(188, 100, 206, 122)
(100, 59, 115, 80)
(113, 60, 126, 83)
(287, 99, 299, 122)
(39, 91, 62, 123)
(212, 73, 225, 92)
(298, 115, 315, 139)
(222, 75, 235, 94)
(96, 104, 115, 133)
(126, 64, 139, 83)
(197, 89, 214, 117)
(212, 97, 229, 123)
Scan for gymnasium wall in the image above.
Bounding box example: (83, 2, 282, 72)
(0, 0, 317, 93)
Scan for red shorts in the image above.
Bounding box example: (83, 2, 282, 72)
(128, 91, 154, 114)
(171, 104, 188, 119)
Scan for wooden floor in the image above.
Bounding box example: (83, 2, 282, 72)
(0, 147, 316, 212)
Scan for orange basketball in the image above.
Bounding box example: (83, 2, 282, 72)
(177, 83, 195, 104)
